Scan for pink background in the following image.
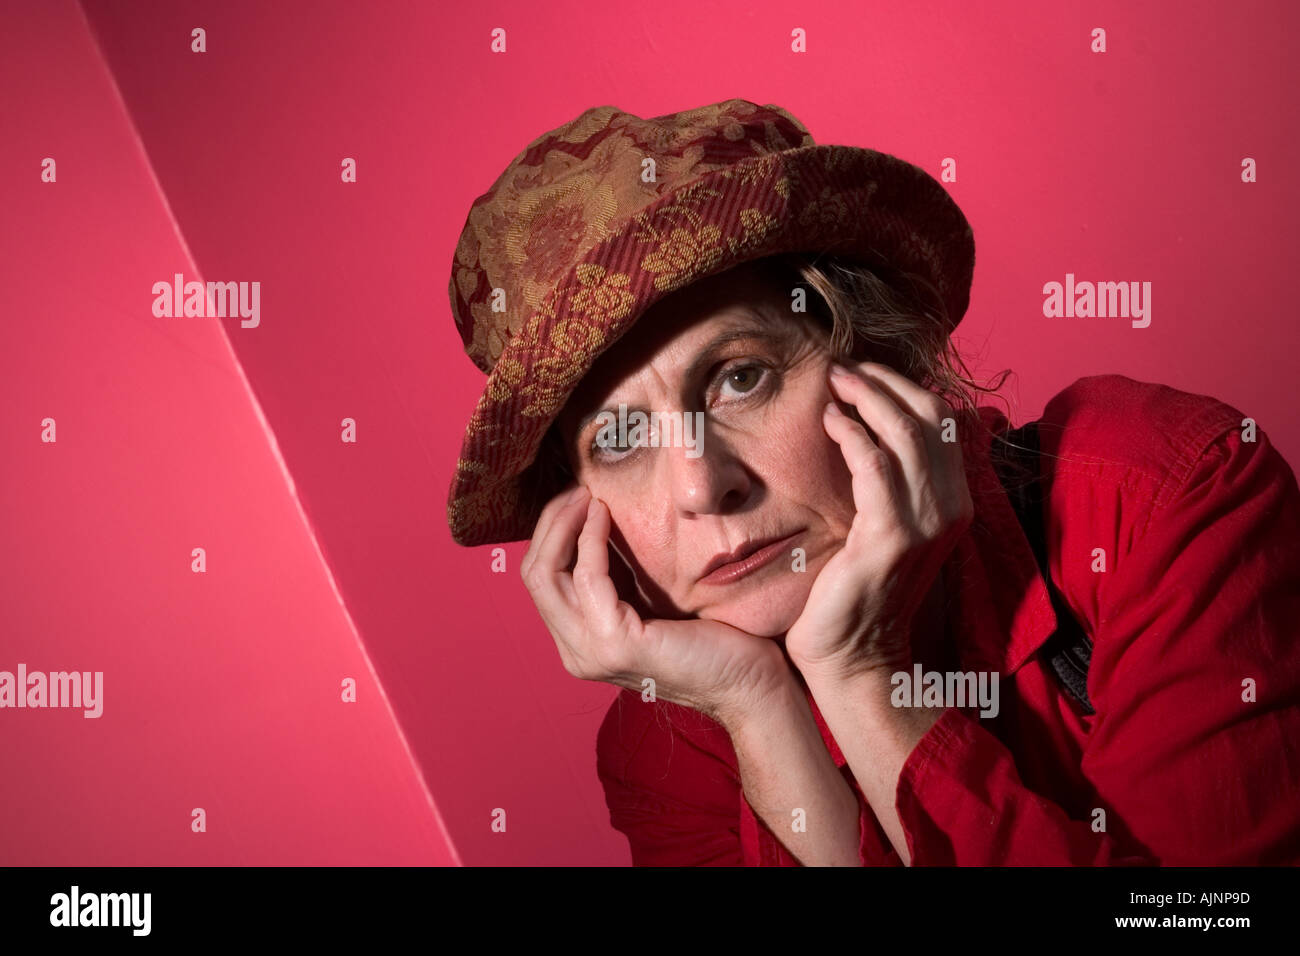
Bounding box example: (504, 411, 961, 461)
(2, 0, 1296, 865)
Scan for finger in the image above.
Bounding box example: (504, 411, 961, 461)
(822, 399, 906, 530)
(521, 483, 569, 576)
(829, 364, 929, 491)
(855, 362, 962, 462)
(522, 484, 591, 623)
(521, 481, 583, 570)
(521, 483, 588, 583)
(853, 361, 952, 424)
(572, 497, 625, 635)
(854, 363, 969, 521)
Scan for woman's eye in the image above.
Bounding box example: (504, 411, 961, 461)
(589, 429, 636, 460)
(717, 364, 767, 399)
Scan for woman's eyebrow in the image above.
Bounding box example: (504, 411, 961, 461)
(682, 319, 790, 385)
(572, 317, 790, 435)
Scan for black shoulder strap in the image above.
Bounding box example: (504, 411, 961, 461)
(992, 421, 1096, 716)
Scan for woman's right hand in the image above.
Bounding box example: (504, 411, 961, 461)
(520, 483, 793, 728)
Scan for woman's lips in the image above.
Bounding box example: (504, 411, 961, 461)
(699, 531, 803, 586)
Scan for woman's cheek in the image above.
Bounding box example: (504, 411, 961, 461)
(765, 410, 832, 474)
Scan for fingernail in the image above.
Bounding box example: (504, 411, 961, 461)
(587, 498, 599, 517)
(824, 401, 842, 416)
(829, 363, 850, 378)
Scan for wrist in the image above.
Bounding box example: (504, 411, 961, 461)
(801, 661, 946, 750)
(714, 665, 803, 737)
(792, 646, 908, 688)
(787, 619, 917, 686)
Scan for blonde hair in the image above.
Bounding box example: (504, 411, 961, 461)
(781, 249, 1013, 425)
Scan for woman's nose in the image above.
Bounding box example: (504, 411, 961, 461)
(662, 439, 750, 516)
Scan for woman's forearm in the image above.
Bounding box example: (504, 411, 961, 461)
(800, 666, 944, 866)
(719, 674, 865, 866)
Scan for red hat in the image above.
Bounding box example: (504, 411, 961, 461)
(447, 98, 975, 546)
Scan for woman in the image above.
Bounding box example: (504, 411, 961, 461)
(447, 99, 1300, 865)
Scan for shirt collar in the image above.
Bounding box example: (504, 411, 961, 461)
(954, 406, 1059, 676)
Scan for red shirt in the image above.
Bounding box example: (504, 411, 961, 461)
(595, 374, 1300, 865)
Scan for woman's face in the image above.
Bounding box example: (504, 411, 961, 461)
(556, 261, 860, 639)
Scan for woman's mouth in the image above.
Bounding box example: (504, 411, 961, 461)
(699, 531, 803, 586)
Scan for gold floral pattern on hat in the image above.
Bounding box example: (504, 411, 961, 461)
(565, 263, 635, 327)
(640, 224, 726, 292)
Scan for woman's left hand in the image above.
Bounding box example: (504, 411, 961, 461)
(784, 360, 975, 681)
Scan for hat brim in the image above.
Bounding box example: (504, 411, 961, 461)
(447, 142, 974, 546)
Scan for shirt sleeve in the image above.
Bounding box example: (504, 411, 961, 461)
(596, 691, 746, 866)
(847, 771, 905, 865)
(894, 422, 1300, 865)
(598, 774, 746, 866)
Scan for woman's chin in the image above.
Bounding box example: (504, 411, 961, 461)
(701, 575, 810, 638)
